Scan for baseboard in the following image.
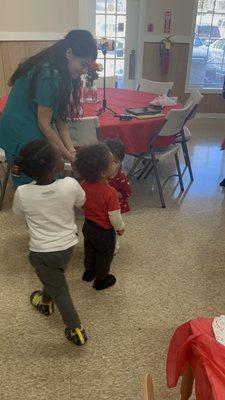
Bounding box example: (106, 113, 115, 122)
(195, 113, 225, 119)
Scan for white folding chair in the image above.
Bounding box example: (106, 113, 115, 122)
(128, 101, 194, 208)
(0, 148, 10, 210)
(137, 79, 174, 96)
(175, 89, 204, 181)
(69, 116, 100, 145)
(64, 116, 100, 172)
(95, 76, 117, 89)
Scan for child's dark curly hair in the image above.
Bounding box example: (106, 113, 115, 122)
(14, 140, 59, 181)
(106, 140, 125, 162)
(75, 143, 111, 182)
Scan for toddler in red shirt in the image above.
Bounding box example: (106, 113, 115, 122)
(75, 143, 125, 291)
(106, 140, 131, 253)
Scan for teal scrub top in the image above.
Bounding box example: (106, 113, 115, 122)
(0, 64, 62, 158)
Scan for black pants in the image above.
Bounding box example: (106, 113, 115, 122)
(82, 220, 116, 279)
(29, 247, 81, 329)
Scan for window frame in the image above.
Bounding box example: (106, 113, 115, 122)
(185, 0, 225, 94)
(95, 0, 127, 79)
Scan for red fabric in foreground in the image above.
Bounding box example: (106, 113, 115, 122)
(167, 318, 225, 400)
(0, 96, 7, 116)
(83, 89, 181, 154)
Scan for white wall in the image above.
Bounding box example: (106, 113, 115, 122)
(145, 0, 196, 38)
(0, 0, 197, 40)
(0, 0, 79, 33)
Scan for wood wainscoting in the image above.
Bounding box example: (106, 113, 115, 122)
(0, 41, 55, 95)
(143, 42, 225, 114)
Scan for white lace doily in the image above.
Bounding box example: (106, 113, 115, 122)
(212, 315, 225, 346)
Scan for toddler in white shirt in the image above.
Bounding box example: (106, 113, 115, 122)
(13, 139, 87, 346)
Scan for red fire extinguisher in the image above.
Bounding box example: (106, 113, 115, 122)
(160, 36, 172, 76)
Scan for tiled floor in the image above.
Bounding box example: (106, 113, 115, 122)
(1, 118, 225, 399)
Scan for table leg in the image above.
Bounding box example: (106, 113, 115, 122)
(180, 363, 194, 400)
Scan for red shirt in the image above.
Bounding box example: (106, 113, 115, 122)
(81, 181, 120, 229)
(108, 171, 131, 213)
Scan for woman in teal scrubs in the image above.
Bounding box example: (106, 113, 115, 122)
(0, 30, 97, 187)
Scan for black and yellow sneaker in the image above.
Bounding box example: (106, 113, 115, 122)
(65, 326, 88, 346)
(30, 290, 54, 316)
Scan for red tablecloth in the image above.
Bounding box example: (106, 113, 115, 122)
(83, 88, 181, 154)
(0, 90, 181, 154)
(167, 318, 225, 400)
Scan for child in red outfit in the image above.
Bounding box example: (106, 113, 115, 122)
(75, 143, 125, 291)
(106, 140, 131, 212)
(106, 140, 131, 253)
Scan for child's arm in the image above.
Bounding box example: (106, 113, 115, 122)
(12, 189, 25, 218)
(108, 210, 125, 233)
(73, 180, 86, 208)
(107, 189, 125, 234)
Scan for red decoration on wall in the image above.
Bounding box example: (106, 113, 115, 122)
(164, 10, 172, 34)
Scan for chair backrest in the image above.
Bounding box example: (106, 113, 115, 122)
(158, 101, 194, 137)
(69, 116, 100, 146)
(184, 89, 204, 120)
(137, 79, 174, 95)
(95, 76, 117, 89)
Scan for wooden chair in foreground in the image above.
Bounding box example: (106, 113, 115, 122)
(142, 369, 194, 400)
(142, 373, 154, 400)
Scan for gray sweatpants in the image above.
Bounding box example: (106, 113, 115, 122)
(29, 246, 81, 329)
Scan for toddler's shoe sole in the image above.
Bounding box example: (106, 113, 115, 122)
(93, 274, 116, 290)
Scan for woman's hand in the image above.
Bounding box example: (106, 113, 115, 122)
(63, 148, 76, 163)
(117, 229, 125, 236)
(68, 149, 76, 163)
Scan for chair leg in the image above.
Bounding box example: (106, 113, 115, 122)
(180, 364, 194, 400)
(181, 138, 194, 182)
(127, 157, 142, 178)
(174, 152, 184, 192)
(137, 160, 151, 180)
(0, 162, 10, 211)
(149, 146, 166, 208)
(144, 162, 157, 180)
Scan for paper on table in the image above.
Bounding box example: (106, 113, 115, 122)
(134, 113, 164, 120)
(150, 95, 178, 107)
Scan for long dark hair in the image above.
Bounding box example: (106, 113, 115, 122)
(9, 30, 97, 119)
